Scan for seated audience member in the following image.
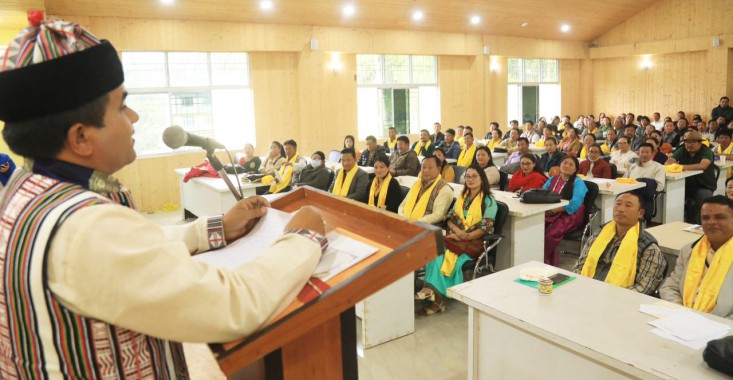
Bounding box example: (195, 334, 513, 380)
(367, 155, 402, 212)
(487, 129, 503, 151)
(599, 116, 614, 135)
(521, 121, 541, 143)
(460, 146, 500, 186)
(661, 120, 681, 147)
(660, 196, 733, 319)
(609, 136, 639, 169)
(698, 120, 715, 142)
(292, 151, 331, 191)
(329, 148, 369, 203)
(502, 120, 520, 141)
(259, 141, 286, 175)
(716, 129, 733, 178)
(536, 137, 565, 173)
(237, 143, 261, 174)
(508, 154, 547, 193)
(711, 96, 733, 125)
(544, 156, 589, 266)
(666, 131, 717, 223)
(383, 127, 399, 153)
(457, 133, 478, 167)
(501, 137, 531, 174)
(582, 116, 603, 140)
(398, 156, 454, 225)
(456, 125, 466, 147)
(573, 192, 667, 295)
(578, 133, 597, 160)
(622, 124, 640, 151)
(538, 125, 554, 143)
(624, 143, 666, 192)
(498, 128, 520, 153)
(431, 122, 445, 145)
(0, 153, 16, 186)
(578, 144, 612, 179)
(358, 135, 386, 167)
(411, 129, 435, 156)
(389, 136, 421, 177)
(651, 112, 663, 131)
(646, 135, 668, 164)
(266, 139, 307, 194)
(434, 148, 455, 183)
(560, 126, 582, 157)
(601, 129, 619, 154)
(440, 128, 462, 159)
(343, 135, 361, 161)
(709, 119, 721, 139)
(416, 164, 498, 315)
(727, 177, 733, 201)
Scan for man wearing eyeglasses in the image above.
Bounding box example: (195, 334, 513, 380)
(666, 130, 716, 223)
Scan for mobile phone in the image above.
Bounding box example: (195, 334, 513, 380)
(548, 273, 570, 285)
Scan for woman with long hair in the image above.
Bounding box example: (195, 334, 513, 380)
(543, 156, 588, 266)
(367, 155, 402, 212)
(433, 148, 455, 183)
(237, 143, 261, 174)
(460, 146, 499, 186)
(343, 135, 361, 161)
(560, 125, 582, 157)
(259, 141, 286, 175)
(415, 164, 498, 315)
(508, 153, 547, 193)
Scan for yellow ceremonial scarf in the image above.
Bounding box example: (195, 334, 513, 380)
(580, 222, 640, 287)
(403, 175, 442, 221)
(387, 138, 397, 152)
(717, 143, 733, 155)
(413, 140, 432, 155)
(441, 192, 484, 276)
(368, 174, 392, 208)
(269, 154, 298, 193)
(458, 136, 465, 149)
(683, 236, 733, 313)
(488, 138, 501, 151)
(332, 166, 359, 197)
(579, 146, 588, 159)
(457, 145, 476, 167)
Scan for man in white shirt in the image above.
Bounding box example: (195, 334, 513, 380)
(521, 121, 541, 143)
(624, 143, 666, 192)
(651, 112, 664, 131)
(610, 136, 639, 168)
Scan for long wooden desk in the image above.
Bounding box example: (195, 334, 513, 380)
(714, 160, 733, 196)
(585, 178, 646, 224)
(175, 168, 268, 218)
(448, 261, 731, 380)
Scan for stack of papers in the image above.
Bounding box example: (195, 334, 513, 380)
(640, 303, 731, 349)
(682, 224, 705, 235)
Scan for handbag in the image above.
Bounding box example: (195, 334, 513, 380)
(520, 188, 561, 204)
(704, 336, 733, 376)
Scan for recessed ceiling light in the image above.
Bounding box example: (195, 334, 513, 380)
(343, 4, 356, 17)
(161, 0, 174, 4)
(260, 0, 273, 11)
(470, 15, 481, 25)
(561, 24, 571, 32)
(413, 10, 424, 21)
(521, 22, 529, 27)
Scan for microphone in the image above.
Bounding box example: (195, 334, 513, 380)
(162, 125, 225, 151)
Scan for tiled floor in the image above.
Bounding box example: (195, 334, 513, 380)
(147, 211, 580, 379)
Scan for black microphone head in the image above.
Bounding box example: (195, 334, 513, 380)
(163, 125, 187, 149)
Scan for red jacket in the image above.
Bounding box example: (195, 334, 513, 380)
(509, 171, 548, 192)
(578, 158, 612, 179)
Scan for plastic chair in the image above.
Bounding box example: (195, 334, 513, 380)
(461, 201, 509, 279)
(453, 166, 467, 184)
(328, 150, 341, 163)
(498, 170, 509, 191)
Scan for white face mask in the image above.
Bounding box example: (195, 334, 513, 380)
(311, 159, 322, 167)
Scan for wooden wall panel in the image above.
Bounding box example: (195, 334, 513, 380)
(560, 60, 582, 119)
(438, 55, 485, 136)
(485, 56, 508, 130)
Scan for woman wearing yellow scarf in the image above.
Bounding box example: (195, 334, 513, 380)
(457, 133, 477, 167)
(660, 196, 733, 318)
(367, 156, 402, 212)
(415, 165, 498, 316)
(487, 129, 503, 151)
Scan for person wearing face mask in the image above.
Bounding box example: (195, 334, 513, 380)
(292, 151, 331, 191)
(367, 155, 402, 212)
(578, 144, 611, 179)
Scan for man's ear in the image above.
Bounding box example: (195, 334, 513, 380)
(65, 123, 94, 157)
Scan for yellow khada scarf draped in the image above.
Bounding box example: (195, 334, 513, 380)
(580, 221, 640, 287)
(331, 166, 359, 197)
(683, 236, 733, 313)
(579, 146, 588, 159)
(458, 136, 465, 149)
(440, 192, 484, 276)
(269, 153, 299, 193)
(403, 175, 442, 221)
(413, 140, 432, 155)
(386, 138, 397, 152)
(457, 145, 476, 167)
(368, 174, 392, 208)
(488, 138, 501, 151)
(718, 143, 733, 177)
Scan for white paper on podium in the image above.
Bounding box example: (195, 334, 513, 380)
(194, 208, 378, 280)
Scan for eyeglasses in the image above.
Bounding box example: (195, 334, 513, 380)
(465, 174, 480, 180)
(520, 162, 533, 166)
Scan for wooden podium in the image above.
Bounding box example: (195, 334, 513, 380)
(209, 187, 443, 379)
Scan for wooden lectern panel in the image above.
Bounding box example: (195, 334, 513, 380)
(212, 187, 443, 377)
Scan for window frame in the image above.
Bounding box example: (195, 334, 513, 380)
(507, 58, 560, 85)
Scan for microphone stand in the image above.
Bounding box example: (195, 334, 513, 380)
(206, 149, 242, 201)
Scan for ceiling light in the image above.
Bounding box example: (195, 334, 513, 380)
(470, 15, 481, 25)
(259, 0, 273, 11)
(161, 0, 174, 4)
(521, 22, 529, 27)
(561, 24, 571, 32)
(343, 4, 356, 17)
(413, 10, 424, 21)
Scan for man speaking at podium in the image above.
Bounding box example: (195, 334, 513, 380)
(0, 15, 326, 378)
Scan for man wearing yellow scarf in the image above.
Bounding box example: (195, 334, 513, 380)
(268, 139, 307, 194)
(398, 156, 454, 225)
(661, 196, 733, 318)
(328, 148, 369, 202)
(456, 126, 465, 149)
(457, 133, 477, 167)
(572, 193, 667, 295)
(716, 129, 733, 178)
(383, 127, 398, 153)
(410, 129, 435, 156)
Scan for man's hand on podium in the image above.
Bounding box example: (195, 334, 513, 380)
(223, 195, 271, 242)
(285, 206, 326, 237)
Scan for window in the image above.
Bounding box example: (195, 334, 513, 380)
(356, 55, 440, 139)
(507, 58, 559, 84)
(122, 52, 255, 156)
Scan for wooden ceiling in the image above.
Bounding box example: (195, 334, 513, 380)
(4, 0, 659, 42)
